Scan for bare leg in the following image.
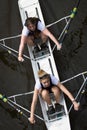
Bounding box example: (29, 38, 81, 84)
(40, 32, 48, 43)
(27, 32, 48, 46)
(41, 89, 52, 105)
(51, 86, 60, 103)
(27, 36, 35, 46)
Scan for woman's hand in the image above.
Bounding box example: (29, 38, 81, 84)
(73, 101, 80, 111)
(18, 56, 24, 62)
(57, 44, 62, 50)
(28, 116, 35, 124)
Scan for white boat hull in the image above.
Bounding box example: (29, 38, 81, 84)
(18, 0, 71, 130)
(39, 94, 71, 130)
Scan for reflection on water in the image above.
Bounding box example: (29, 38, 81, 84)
(68, 16, 87, 58)
(0, 51, 27, 74)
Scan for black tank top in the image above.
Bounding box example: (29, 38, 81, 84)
(41, 77, 56, 92)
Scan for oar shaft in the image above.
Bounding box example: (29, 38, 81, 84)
(68, 77, 87, 113)
(0, 43, 35, 61)
(0, 43, 18, 58)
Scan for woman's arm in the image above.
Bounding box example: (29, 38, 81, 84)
(29, 88, 39, 124)
(58, 82, 79, 110)
(18, 35, 27, 61)
(42, 28, 61, 50)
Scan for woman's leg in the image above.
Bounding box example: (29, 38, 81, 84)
(27, 35, 35, 46)
(41, 89, 55, 114)
(41, 89, 52, 105)
(51, 86, 61, 103)
(27, 32, 48, 46)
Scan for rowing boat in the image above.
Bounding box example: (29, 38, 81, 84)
(18, 0, 71, 130)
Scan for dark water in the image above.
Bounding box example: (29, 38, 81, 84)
(0, 0, 87, 130)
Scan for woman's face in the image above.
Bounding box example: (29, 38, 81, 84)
(41, 78, 50, 87)
(28, 23, 36, 31)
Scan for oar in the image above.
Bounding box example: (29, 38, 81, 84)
(59, 0, 81, 44)
(77, 79, 87, 105)
(0, 43, 35, 61)
(52, 0, 81, 52)
(0, 43, 18, 58)
(68, 77, 87, 114)
(0, 93, 28, 119)
(0, 93, 45, 122)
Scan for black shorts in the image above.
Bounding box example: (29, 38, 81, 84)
(28, 31, 42, 45)
(42, 85, 57, 93)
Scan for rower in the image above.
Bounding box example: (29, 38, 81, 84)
(29, 69, 79, 124)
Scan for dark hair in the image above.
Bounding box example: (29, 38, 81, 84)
(25, 17, 40, 27)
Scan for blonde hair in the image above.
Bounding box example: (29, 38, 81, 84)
(38, 69, 49, 79)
